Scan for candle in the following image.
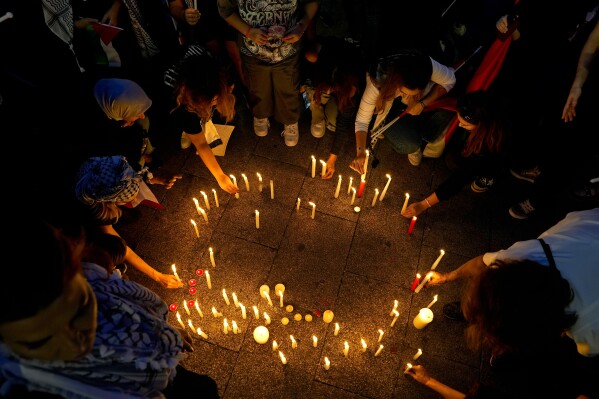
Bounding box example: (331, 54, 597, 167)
(187, 318, 195, 331)
(211, 306, 221, 318)
(229, 175, 240, 199)
(205, 270, 212, 289)
(193, 197, 202, 216)
(232, 293, 239, 308)
(232, 320, 239, 334)
(290, 335, 297, 349)
(183, 299, 190, 315)
(253, 325, 269, 344)
(195, 301, 204, 318)
(209, 247, 216, 267)
(175, 311, 186, 329)
(350, 187, 356, 205)
(272, 340, 279, 351)
(171, 264, 180, 281)
(410, 273, 421, 292)
(255, 210, 260, 229)
(374, 344, 384, 357)
(431, 249, 446, 270)
(309, 202, 316, 219)
(275, 283, 285, 294)
(242, 173, 250, 191)
(377, 329, 384, 343)
(401, 193, 410, 213)
(253, 305, 259, 319)
(379, 174, 392, 201)
(413, 308, 434, 329)
(264, 312, 271, 325)
(190, 219, 199, 238)
(404, 363, 413, 374)
(407, 216, 417, 234)
(414, 271, 433, 293)
(240, 303, 246, 319)
(323, 310, 334, 323)
(361, 338, 367, 352)
(281, 317, 289, 325)
(312, 335, 318, 348)
(413, 348, 423, 360)
(371, 188, 380, 207)
(362, 149, 369, 178)
(278, 290, 284, 307)
(212, 188, 219, 207)
(334, 322, 340, 336)
(270, 180, 274, 200)
(200, 191, 210, 210)
(260, 284, 270, 298)
(334, 175, 342, 198)
(279, 351, 287, 365)
(257, 173, 263, 192)
(320, 160, 327, 177)
(196, 327, 208, 339)
(390, 309, 400, 327)
(264, 291, 273, 307)
(311, 155, 316, 178)
(199, 207, 208, 223)
(389, 300, 399, 316)
(357, 178, 366, 198)
(347, 176, 353, 194)
(324, 357, 330, 370)
(343, 341, 349, 357)
(296, 197, 301, 211)
(222, 289, 230, 306)
(427, 294, 438, 309)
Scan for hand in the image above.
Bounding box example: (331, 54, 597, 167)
(74, 17, 98, 30)
(156, 273, 184, 289)
(406, 102, 424, 116)
(496, 15, 509, 33)
(322, 155, 337, 179)
(101, 5, 119, 25)
(350, 152, 367, 175)
(217, 174, 239, 195)
(150, 174, 183, 189)
(561, 87, 581, 122)
(402, 201, 427, 218)
(406, 365, 432, 386)
(184, 8, 201, 25)
(176, 328, 195, 352)
(426, 271, 448, 287)
(246, 28, 269, 45)
(282, 23, 304, 44)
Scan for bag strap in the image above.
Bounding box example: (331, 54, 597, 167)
(538, 238, 557, 270)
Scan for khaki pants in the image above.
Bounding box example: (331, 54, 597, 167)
(305, 86, 338, 132)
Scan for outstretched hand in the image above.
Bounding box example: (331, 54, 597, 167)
(350, 153, 366, 175)
(217, 174, 239, 195)
(151, 174, 183, 189)
(402, 201, 427, 218)
(405, 365, 432, 385)
(157, 273, 184, 289)
(322, 156, 337, 179)
(425, 271, 448, 287)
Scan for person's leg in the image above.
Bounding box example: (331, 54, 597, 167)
(272, 54, 300, 125)
(383, 115, 422, 155)
(162, 365, 220, 399)
(419, 109, 456, 144)
(243, 54, 273, 119)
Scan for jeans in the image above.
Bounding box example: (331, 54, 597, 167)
(383, 109, 455, 154)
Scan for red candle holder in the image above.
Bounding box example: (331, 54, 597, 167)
(408, 216, 417, 234)
(188, 300, 195, 307)
(195, 269, 203, 276)
(189, 287, 197, 295)
(169, 303, 178, 312)
(189, 279, 197, 286)
(357, 179, 366, 198)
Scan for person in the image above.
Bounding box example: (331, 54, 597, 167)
(217, 0, 319, 147)
(402, 90, 508, 218)
(74, 155, 184, 289)
(166, 46, 239, 195)
(0, 218, 219, 398)
(82, 231, 128, 278)
(302, 36, 366, 178)
(351, 49, 456, 171)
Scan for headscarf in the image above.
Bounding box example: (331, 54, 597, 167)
(75, 156, 142, 204)
(93, 79, 152, 121)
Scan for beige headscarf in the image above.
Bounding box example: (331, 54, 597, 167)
(93, 79, 152, 121)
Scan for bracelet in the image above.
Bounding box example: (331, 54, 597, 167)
(418, 100, 426, 110)
(244, 26, 251, 38)
(424, 198, 432, 208)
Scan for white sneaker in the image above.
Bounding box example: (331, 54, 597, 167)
(282, 123, 299, 146)
(181, 133, 191, 149)
(408, 148, 422, 166)
(254, 117, 270, 137)
(311, 121, 325, 138)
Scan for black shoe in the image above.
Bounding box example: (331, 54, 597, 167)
(510, 166, 541, 183)
(442, 301, 466, 321)
(508, 199, 536, 220)
(471, 176, 494, 193)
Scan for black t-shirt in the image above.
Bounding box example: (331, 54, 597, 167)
(170, 106, 203, 135)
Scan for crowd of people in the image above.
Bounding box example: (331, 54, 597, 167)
(1, 0, 598, 397)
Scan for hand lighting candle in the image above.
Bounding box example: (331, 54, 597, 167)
(414, 271, 433, 293)
(191, 219, 200, 238)
(212, 188, 219, 207)
(334, 175, 342, 198)
(229, 175, 240, 199)
(362, 149, 369, 178)
(171, 264, 181, 282)
(379, 174, 392, 201)
(401, 193, 410, 213)
(371, 188, 380, 207)
(404, 363, 413, 374)
(242, 173, 250, 191)
(200, 191, 210, 210)
(431, 249, 446, 270)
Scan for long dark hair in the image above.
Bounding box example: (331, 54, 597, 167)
(458, 90, 505, 157)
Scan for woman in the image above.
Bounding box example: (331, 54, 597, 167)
(402, 90, 507, 218)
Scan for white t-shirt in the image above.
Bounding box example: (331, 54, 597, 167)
(483, 208, 599, 356)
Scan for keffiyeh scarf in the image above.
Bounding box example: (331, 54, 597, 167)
(75, 156, 142, 204)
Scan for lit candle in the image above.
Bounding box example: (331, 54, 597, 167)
(377, 329, 384, 343)
(171, 264, 180, 281)
(255, 210, 260, 229)
(404, 363, 413, 374)
(270, 180, 274, 200)
(347, 176, 353, 194)
(362, 149, 369, 178)
(427, 294, 438, 309)
(264, 312, 271, 325)
(343, 341, 349, 357)
(374, 344, 384, 357)
(200, 191, 210, 210)
(199, 207, 208, 223)
(296, 197, 301, 211)
(401, 193, 410, 213)
(205, 270, 212, 289)
(290, 335, 297, 349)
(193, 197, 202, 216)
(413, 348, 423, 360)
(324, 357, 330, 370)
(190, 219, 200, 238)
(334, 175, 342, 198)
(272, 340, 279, 351)
(253, 305, 259, 319)
(379, 174, 392, 201)
(350, 187, 357, 205)
(407, 216, 417, 234)
(279, 351, 287, 365)
(414, 271, 433, 293)
(413, 308, 434, 329)
(232, 293, 239, 308)
(361, 338, 367, 352)
(431, 249, 446, 270)
(176, 311, 186, 329)
(278, 290, 284, 307)
(223, 318, 229, 334)
(229, 175, 240, 199)
(196, 327, 208, 339)
(209, 247, 216, 267)
(371, 188, 380, 207)
(187, 318, 195, 331)
(357, 177, 366, 198)
(242, 173, 250, 191)
(257, 172, 263, 192)
(232, 320, 239, 334)
(212, 188, 219, 207)
(253, 325, 269, 344)
(311, 155, 316, 178)
(222, 289, 230, 306)
(211, 306, 221, 318)
(240, 303, 247, 319)
(309, 201, 316, 219)
(320, 160, 327, 177)
(183, 299, 190, 315)
(390, 309, 400, 327)
(389, 300, 399, 316)
(195, 301, 204, 318)
(410, 273, 421, 292)
(334, 322, 340, 336)
(264, 291, 273, 307)
(312, 335, 318, 348)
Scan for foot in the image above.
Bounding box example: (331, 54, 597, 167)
(510, 166, 541, 183)
(180, 133, 191, 149)
(408, 148, 422, 166)
(442, 301, 466, 322)
(311, 121, 325, 138)
(254, 117, 270, 137)
(282, 122, 299, 147)
(508, 199, 536, 219)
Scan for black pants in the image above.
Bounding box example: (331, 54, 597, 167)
(162, 365, 220, 399)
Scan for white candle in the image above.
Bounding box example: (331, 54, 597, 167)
(222, 289, 230, 306)
(371, 188, 380, 207)
(290, 335, 297, 349)
(232, 320, 239, 334)
(362, 149, 370, 178)
(343, 341, 349, 357)
(361, 338, 367, 352)
(324, 357, 330, 370)
(200, 191, 210, 210)
(176, 311, 186, 329)
(264, 312, 271, 325)
(257, 172, 263, 192)
(209, 247, 216, 267)
(413, 348, 423, 360)
(404, 363, 413, 373)
(232, 293, 239, 308)
(270, 180, 274, 200)
(212, 188, 219, 207)
(272, 340, 279, 351)
(190, 219, 199, 238)
(171, 264, 180, 281)
(278, 290, 284, 307)
(374, 344, 384, 357)
(320, 160, 327, 177)
(309, 201, 316, 219)
(390, 299, 399, 316)
(334, 322, 340, 336)
(187, 318, 195, 331)
(312, 335, 318, 348)
(401, 193, 410, 213)
(223, 318, 229, 334)
(279, 351, 287, 365)
(347, 176, 353, 194)
(253, 305, 259, 319)
(413, 308, 434, 329)
(240, 303, 246, 319)
(194, 301, 203, 318)
(183, 299, 190, 315)
(390, 309, 400, 327)
(414, 271, 433, 293)
(379, 174, 392, 201)
(253, 326, 269, 344)
(229, 175, 240, 199)
(350, 187, 356, 205)
(431, 249, 446, 270)
(242, 173, 250, 191)
(296, 197, 301, 211)
(334, 175, 342, 198)
(427, 294, 438, 309)
(196, 327, 208, 339)
(193, 197, 202, 216)
(205, 270, 212, 289)
(255, 210, 260, 229)
(311, 155, 316, 178)
(199, 207, 208, 223)
(377, 329, 384, 343)
(264, 291, 273, 307)
(211, 306, 220, 317)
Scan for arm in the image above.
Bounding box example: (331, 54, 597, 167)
(324, 87, 358, 179)
(101, 0, 121, 25)
(350, 74, 378, 174)
(427, 254, 487, 286)
(186, 132, 238, 194)
(282, 1, 319, 44)
(406, 365, 466, 399)
(169, 0, 201, 26)
(402, 193, 440, 218)
(218, 0, 270, 45)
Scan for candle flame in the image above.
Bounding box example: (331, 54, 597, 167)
(361, 338, 367, 349)
(200, 191, 207, 198)
(171, 264, 177, 274)
(405, 193, 410, 198)
(392, 309, 399, 317)
(190, 219, 197, 226)
(279, 351, 287, 364)
(440, 249, 445, 255)
(309, 201, 315, 207)
(256, 172, 262, 181)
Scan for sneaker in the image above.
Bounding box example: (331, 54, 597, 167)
(311, 121, 325, 138)
(180, 133, 191, 149)
(442, 301, 466, 322)
(423, 131, 446, 158)
(510, 166, 541, 183)
(282, 122, 299, 146)
(508, 199, 536, 219)
(471, 176, 494, 193)
(408, 148, 422, 166)
(254, 117, 270, 137)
